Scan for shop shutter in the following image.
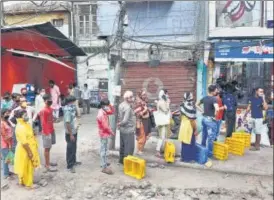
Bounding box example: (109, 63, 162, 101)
(121, 62, 197, 106)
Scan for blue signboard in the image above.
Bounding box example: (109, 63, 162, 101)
(267, 20, 274, 28)
(214, 41, 274, 62)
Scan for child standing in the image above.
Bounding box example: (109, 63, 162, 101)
(1, 109, 13, 179)
(96, 99, 115, 174)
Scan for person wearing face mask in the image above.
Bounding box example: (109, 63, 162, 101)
(34, 88, 46, 133)
(179, 92, 198, 163)
(1, 92, 13, 110)
(97, 99, 115, 174)
(1, 109, 13, 180)
(14, 109, 40, 189)
(118, 91, 136, 165)
(9, 97, 36, 128)
(49, 80, 61, 122)
(11, 93, 21, 110)
(63, 95, 82, 173)
(34, 94, 57, 172)
(196, 85, 220, 158)
(245, 87, 268, 151)
(155, 89, 171, 158)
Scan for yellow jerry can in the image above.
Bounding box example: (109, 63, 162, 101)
(164, 141, 175, 163)
(123, 156, 146, 180)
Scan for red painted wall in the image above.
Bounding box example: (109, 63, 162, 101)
(1, 52, 75, 95)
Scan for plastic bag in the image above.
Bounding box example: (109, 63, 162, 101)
(5, 151, 14, 165)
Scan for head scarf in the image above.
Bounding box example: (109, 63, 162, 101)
(180, 92, 196, 119)
(158, 90, 165, 101)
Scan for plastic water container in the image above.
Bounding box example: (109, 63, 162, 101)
(213, 142, 229, 161)
(164, 141, 176, 163)
(225, 138, 245, 156)
(195, 144, 208, 164)
(123, 156, 146, 180)
(232, 132, 251, 148)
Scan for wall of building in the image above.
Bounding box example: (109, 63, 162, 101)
(5, 11, 70, 37)
(1, 52, 75, 95)
(209, 1, 273, 38)
(76, 53, 109, 89)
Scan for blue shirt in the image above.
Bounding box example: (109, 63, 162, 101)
(222, 93, 237, 112)
(248, 97, 263, 119)
(63, 105, 77, 134)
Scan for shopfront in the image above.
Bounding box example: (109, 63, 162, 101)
(212, 40, 274, 144)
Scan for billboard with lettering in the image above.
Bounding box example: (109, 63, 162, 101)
(214, 41, 274, 62)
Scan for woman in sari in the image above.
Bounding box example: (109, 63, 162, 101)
(179, 92, 198, 163)
(14, 109, 40, 188)
(134, 89, 151, 155)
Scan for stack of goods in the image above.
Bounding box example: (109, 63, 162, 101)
(225, 138, 245, 156)
(213, 142, 229, 161)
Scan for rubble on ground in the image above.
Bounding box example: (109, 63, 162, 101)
(34, 181, 268, 200)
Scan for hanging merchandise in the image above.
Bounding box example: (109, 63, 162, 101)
(26, 84, 36, 104)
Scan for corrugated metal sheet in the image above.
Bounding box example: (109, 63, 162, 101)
(121, 62, 197, 106)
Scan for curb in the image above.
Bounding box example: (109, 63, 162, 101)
(109, 150, 273, 177)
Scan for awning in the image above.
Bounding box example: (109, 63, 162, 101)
(6, 49, 76, 71)
(2, 22, 86, 57)
(214, 41, 274, 62)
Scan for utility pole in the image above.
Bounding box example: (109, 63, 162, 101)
(109, 1, 126, 150)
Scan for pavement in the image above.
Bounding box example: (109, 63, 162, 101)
(111, 128, 274, 177)
(2, 109, 273, 181)
(71, 110, 273, 177)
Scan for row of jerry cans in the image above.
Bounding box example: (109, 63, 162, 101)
(123, 142, 177, 180)
(213, 132, 251, 161)
(123, 141, 209, 180)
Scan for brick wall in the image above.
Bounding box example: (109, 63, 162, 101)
(121, 62, 197, 106)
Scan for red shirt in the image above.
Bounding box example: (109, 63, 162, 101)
(39, 106, 54, 135)
(216, 96, 224, 121)
(96, 105, 115, 138)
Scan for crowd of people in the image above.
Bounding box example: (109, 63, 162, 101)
(0, 80, 85, 188)
(1, 79, 269, 188)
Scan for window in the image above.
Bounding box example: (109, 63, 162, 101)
(52, 19, 64, 27)
(77, 4, 97, 37)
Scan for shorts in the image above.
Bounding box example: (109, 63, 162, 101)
(251, 118, 264, 135)
(42, 132, 56, 149)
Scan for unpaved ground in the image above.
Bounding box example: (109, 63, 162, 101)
(2, 111, 273, 200)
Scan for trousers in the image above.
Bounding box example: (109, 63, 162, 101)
(119, 133, 135, 164)
(65, 133, 78, 169)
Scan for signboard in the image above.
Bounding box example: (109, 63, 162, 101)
(216, 1, 261, 28)
(267, 20, 274, 28)
(112, 85, 121, 97)
(214, 41, 274, 62)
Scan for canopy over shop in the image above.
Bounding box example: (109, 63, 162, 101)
(1, 22, 86, 95)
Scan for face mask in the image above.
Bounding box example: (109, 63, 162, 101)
(16, 100, 20, 103)
(4, 115, 9, 120)
(40, 92, 46, 96)
(47, 100, 53, 106)
(23, 115, 29, 122)
(21, 102, 27, 108)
